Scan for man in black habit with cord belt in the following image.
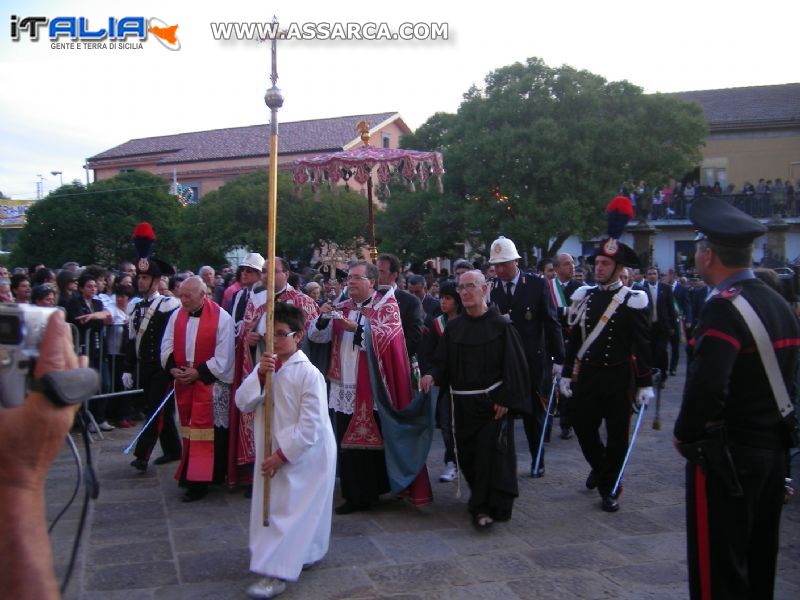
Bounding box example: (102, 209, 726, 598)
(674, 196, 799, 600)
(420, 269, 531, 530)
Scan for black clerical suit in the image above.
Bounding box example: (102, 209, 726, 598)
(675, 277, 799, 600)
(489, 272, 565, 473)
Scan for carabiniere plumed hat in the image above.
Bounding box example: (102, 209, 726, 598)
(588, 196, 641, 269)
(132, 222, 174, 278)
(690, 196, 766, 247)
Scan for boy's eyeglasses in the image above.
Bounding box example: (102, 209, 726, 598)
(274, 331, 296, 338)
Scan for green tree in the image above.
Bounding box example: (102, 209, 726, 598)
(11, 171, 182, 268)
(177, 171, 371, 267)
(402, 57, 707, 258)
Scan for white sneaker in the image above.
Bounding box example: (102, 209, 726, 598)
(439, 462, 457, 482)
(247, 577, 286, 599)
(98, 421, 115, 432)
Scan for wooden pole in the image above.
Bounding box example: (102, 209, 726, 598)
(262, 19, 284, 527)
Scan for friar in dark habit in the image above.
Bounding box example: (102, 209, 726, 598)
(421, 269, 531, 530)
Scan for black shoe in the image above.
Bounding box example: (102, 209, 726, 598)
(585, 470, 597, 490)
(182, 488, 208, 503)
(560, 427, 573, 440)
(335, 501, 370, 515)
(530, 465, 545, 478)
(130, 458, 148, 472)
(601, 495, 620, 512)
(153, 454, 181, 465)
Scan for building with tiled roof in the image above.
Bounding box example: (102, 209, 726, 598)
(669, 83, 800, 190)
(87, 112, 410, 199)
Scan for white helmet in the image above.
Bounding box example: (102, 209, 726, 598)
(488, 236, 521, 264)
(240, 252, 265, 271)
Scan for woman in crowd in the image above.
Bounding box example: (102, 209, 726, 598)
(66, 273, 113, 431)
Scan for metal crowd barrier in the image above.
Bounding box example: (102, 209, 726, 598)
(69, 322, 145, 440)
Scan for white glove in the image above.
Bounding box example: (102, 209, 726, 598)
(122, 372, 134, 390)
(636, 386, 655, 406)
(552, 363, 563, 381)
(559, 378, 572, 398)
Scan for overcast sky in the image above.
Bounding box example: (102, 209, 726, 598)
(1, 0, 796, 199)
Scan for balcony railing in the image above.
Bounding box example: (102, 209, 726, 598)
(638, 192, 797, 222)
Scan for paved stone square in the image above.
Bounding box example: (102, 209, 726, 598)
(47, 367, 800, 599)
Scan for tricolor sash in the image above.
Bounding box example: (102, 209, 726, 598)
(548, 278, 568, 310)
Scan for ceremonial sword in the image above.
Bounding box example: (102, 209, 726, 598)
(123, 387, 175, 454)
(532, 375, 557, 477)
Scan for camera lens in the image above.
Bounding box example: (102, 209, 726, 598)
(0, 314, 23, 344)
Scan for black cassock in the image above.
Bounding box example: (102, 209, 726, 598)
(430, 307, 531, 520)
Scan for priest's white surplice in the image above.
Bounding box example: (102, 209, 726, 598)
(235, 350, 336, 581)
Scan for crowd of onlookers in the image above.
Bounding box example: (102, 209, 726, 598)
(624, 178, 800, 221)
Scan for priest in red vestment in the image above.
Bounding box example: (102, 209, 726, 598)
(162, 276, 234, 502)
(309, 260, 432, 514)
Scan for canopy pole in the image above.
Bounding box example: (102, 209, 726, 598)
(261, 17, 284, 527)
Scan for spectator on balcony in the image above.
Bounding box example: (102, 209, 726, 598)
(773, 178, 786, 216)
(786, 180, 796, 216)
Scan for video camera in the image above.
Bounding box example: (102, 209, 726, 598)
(0, 304, 99, 408)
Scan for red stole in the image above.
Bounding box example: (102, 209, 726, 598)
(173, 297, 220, 482)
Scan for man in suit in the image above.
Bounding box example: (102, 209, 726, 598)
(377, 253, 425, 358)
(636, 266, 676, 386)
(407, 274, 440, 317)
(669, 271, 691, 375)
(487, 237, 565, 477)
(685, 277, 711, 365)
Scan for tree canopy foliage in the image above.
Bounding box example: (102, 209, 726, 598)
(177, 171, 371, 267)
(11, 171, 182, 268)
(400, 57, 707, 258)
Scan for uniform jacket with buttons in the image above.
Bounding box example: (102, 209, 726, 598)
(561, 284, 653, 388)
(125, 294, 181, 368)
(489, 272, 565, 392)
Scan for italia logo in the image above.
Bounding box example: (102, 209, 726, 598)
(10, 15, 180, 50)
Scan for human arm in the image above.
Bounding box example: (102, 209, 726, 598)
(0, 311, 85, 600)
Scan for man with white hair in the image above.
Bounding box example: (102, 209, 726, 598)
(421, 270, 530, 529)
(162, 276, 234, 501)
(198, 265, 215, 297)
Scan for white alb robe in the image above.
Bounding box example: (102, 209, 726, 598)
(235, 350, 336, 581)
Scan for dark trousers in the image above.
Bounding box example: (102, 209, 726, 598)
(650, 326, 670, 384)
(335, 411, 390, 506)
(669, 325, 681, 373)
(685, 447, 785, 600)
(134, 362, 181, 461)
(570, 364, 632, 496)
(522, 398, 547, 468)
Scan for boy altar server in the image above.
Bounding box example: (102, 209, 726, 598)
(236, 302, 336, 599)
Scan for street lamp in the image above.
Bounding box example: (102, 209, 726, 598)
(50, 171, 63, 187)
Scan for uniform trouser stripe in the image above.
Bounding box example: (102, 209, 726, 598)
(694, 465, 712, 600)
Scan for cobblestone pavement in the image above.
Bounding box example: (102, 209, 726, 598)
(47, 366, 800, 599)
